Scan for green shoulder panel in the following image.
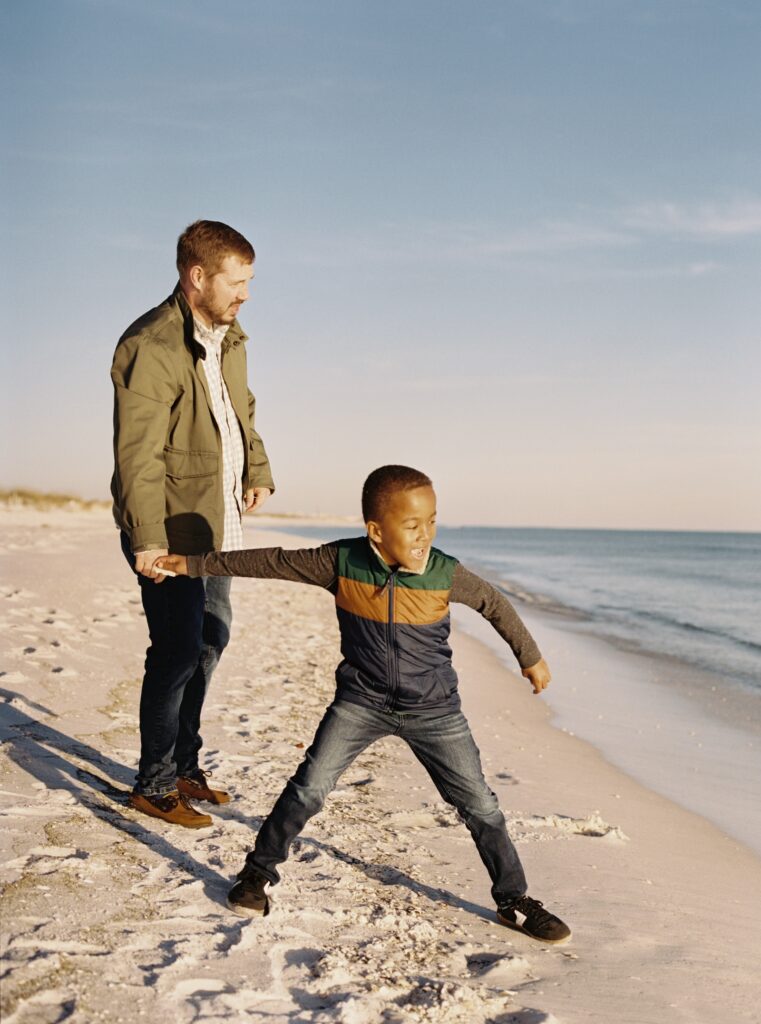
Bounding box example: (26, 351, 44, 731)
(336, 537, 388, 587)
(336, 538, 457, 592)
(397, 547, 457, 591)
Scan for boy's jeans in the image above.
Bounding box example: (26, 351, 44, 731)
(121, 533, 232, 796)
(248, 699, 527, 904)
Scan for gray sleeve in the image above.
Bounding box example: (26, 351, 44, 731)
(450, 562, 542, 670)
(186, 542, 339, 589)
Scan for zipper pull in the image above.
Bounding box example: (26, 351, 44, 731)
(380, 570, 395, 595)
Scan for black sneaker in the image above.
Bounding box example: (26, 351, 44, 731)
(227, 862, 270, 918)
(497, 895, 571, 943)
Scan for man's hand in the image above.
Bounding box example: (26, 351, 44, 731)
(155, 554, 189, 576)
(244, 487, 272, 513)
(135, 548, 169, 583)
(522, 657, 552, 695)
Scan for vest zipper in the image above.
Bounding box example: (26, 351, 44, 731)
(384, 570, 399, 710)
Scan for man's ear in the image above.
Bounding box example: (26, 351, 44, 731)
(366, 520, 382, 545)
(188, 264, 205, 291)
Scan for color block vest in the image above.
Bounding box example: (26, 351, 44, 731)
(333, 537, 460, 714)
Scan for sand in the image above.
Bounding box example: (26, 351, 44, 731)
(1, 504, 760, 1024)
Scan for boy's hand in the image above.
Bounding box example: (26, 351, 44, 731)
(154, 554, 189, 576)
(522, 658, 551, 695)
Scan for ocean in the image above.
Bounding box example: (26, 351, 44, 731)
(273, 524, 761, 696)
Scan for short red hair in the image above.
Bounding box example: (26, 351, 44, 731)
(176, 220, 255, 277)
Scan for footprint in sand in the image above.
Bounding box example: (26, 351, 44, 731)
(533, 812, 628, 842)
(467, 951, 537, 989)
(3, 846, 89, 881)
(1, 989, 78, 1024)
(0, 671, 29, 684)
(171, 978, 232, 1000)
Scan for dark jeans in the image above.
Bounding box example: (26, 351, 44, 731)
(121, 533, 232, 796)
(248, 699, 528, 904)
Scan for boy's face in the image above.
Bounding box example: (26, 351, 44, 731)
(367, 485, 437, 571)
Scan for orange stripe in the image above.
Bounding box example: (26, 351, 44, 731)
(394, 587, 450, 625)
(336, 576, 450, 626)
(336, 577, 388, 623)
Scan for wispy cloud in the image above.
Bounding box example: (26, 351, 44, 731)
(621, 200, 761, 238)
(443, 220, 633, 258)
(289, 218, 634, 267)
(284, 196, 761, 275)
(520, 0, 760, 29)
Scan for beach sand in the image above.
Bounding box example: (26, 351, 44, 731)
(1, 504, 760, 1024)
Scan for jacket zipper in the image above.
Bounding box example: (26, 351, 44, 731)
(384, 571, 399, 710)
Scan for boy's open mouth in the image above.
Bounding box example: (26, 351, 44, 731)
(410, 547, 427, 560)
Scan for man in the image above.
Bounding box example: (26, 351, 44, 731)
(111, 220, 274, 827)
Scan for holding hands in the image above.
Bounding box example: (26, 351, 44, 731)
(135, 549, 169, 583)
(154, 554, 189, 577)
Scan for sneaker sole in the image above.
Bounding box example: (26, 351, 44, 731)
(496, 911, 572, 944)
(128, 802, 213, 829)
(226, 896, 270, 918)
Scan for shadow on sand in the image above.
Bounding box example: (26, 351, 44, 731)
(1, 686, 495, 924)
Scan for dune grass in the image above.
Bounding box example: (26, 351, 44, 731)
(0, 489, 109, 510)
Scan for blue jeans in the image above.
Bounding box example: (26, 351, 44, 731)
(121, 533, 232, 796)
(248, 699, 527, 904)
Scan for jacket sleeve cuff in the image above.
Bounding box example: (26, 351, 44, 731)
(247, 470, 275, 493)
(517, 644, 543, 670)
(186, 554, 207, 578)
(130, 523, 168, 552)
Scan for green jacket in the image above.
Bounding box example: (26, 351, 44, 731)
(111, 285, 275, 555)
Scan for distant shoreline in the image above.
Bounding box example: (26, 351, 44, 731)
(2, 489, 757, 534)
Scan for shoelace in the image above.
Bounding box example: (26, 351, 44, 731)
(153, 792, 181, 811)
(183, 769, 212, 788)
(153, 791, 200, 812)
(238, 863, 266, 886)
(511, 896, 555, 926)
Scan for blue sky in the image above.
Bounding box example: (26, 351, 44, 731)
(2, 0, 760, 528)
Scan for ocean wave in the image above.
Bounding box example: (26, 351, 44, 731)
(495, 579, 587, 620)
(616, 606, 761, 655)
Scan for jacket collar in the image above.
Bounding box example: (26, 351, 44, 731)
(171, 283, 248, 358)
(367, 537, 430, 576)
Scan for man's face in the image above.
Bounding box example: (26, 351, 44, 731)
(367, 485, 437, 571)
(194, 255, 254, 326)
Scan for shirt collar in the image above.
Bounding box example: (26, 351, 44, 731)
(368, 538, 430, 576)
(193, 317, 230, 354)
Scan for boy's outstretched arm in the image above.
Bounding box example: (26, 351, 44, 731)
(450, 563, 550, 694)
(155, 544, 339, 589)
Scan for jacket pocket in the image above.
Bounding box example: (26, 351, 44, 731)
(163, 446, 218, 479)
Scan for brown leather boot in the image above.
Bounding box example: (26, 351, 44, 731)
(128, 790, 213, 828)
(177, 769, 231, 805)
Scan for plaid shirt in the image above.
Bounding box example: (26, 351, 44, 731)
(193, 319, 245, 551)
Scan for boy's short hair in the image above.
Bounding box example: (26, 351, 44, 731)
(361, 465, 433, 522)
(176, 220, 255, 277)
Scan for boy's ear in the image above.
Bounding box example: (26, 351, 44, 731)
(366, 520, 382, 545)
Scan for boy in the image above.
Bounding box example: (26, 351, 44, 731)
(157, 465, 571, 943)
